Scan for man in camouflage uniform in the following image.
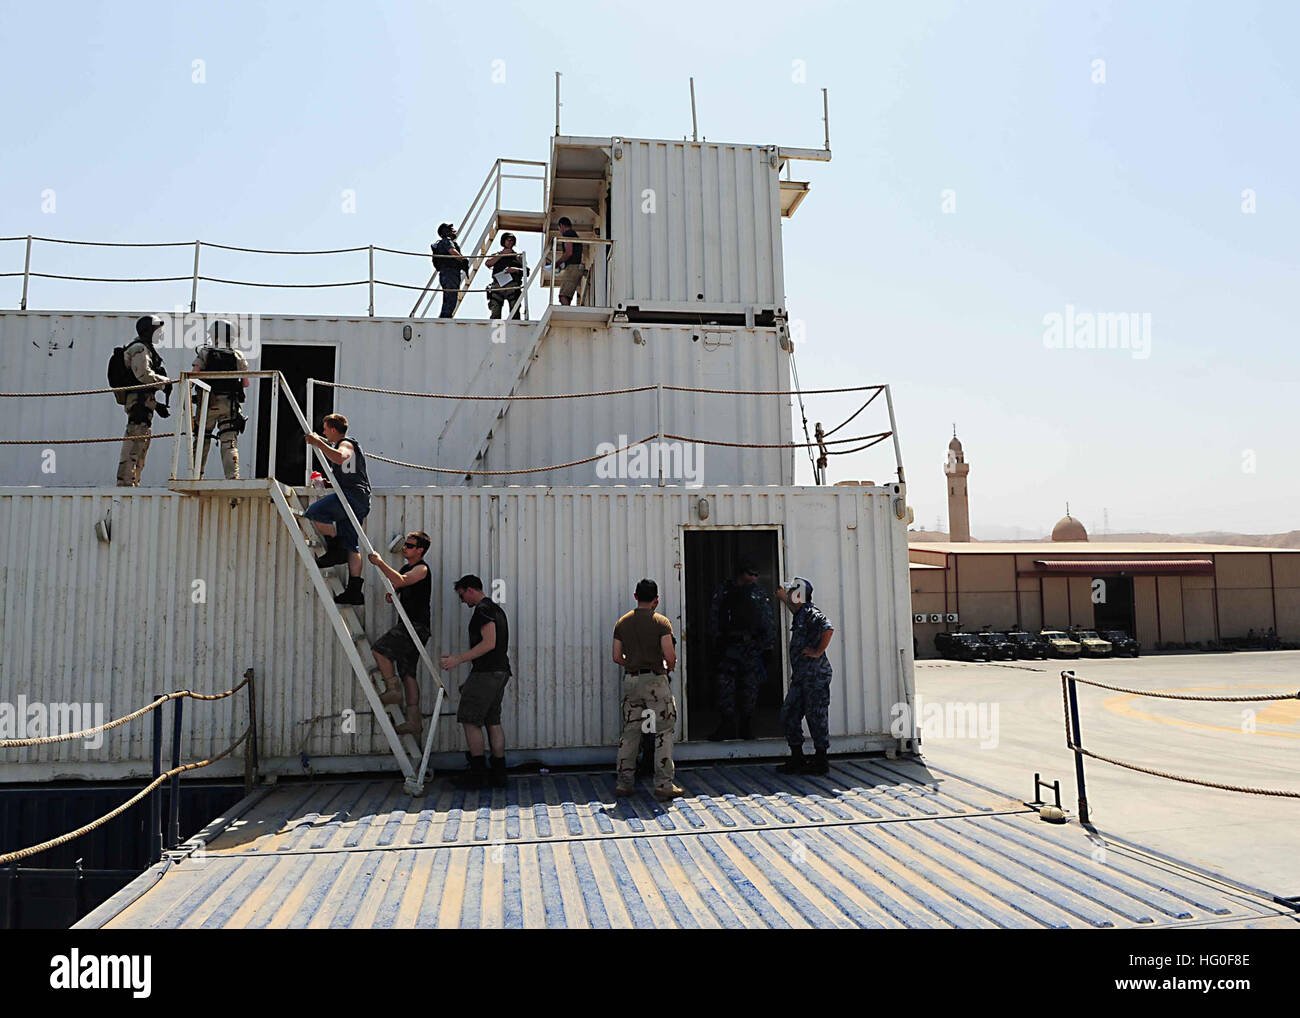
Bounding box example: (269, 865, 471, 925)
(775, 576, 835, 776)
(484, 232, 525, 320)
(708, 562, 775, 741)
(192, 318, 250, 479)
(116, 315, 172, 486)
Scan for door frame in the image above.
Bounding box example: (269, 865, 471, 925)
(251, 340, 341, 481)
(677, 522, 787, 741)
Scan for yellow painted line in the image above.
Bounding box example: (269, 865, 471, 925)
(395, 848, 435, 928)
(1101, 684, 1300, 741)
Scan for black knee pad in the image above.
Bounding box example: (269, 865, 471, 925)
(127, 402, 155, 426)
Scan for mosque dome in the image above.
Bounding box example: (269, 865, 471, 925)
(1051, 512, 1088, 542)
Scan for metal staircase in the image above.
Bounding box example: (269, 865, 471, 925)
(171, 370, 448, 793)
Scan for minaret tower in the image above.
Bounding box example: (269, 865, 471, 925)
(945, 425, 971, 542)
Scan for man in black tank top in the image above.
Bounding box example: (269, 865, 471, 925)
(368, 532, 433, 738)
(304, 412, 373, 605)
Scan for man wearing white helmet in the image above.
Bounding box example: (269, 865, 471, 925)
(774, 576, 835, 776)
(191, 319, 250, 479)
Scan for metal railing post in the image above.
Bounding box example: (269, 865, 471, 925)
(305, 378, 315, 485)
(883, 384, 905, 485)
(367, 245, 375, 317)
(190, 241, 201, 313)
(168, 696, 183, 850)
(268, 373, 280, 482)
(150, 697, 164, 864)
(20, 236, 32, 311)
(549, 236, 557, 307)
(193, 385, 211, 479)
(245, 668, 259, 792)
(1064, 670, 1090, 824)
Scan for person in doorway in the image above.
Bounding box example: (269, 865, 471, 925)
(708, 562, 776, 740)
(555, 216, 584, 306)
(431, 222, 470, 318)
(441, 574, 511, 789)
(191, 318, 250, 479)
(485, 232, 524, 320)
(367, 531, 433, 738)
(611, 579, 684, 801)
(775, 576, 835, 776)
(114, 314, 172, 486)
(303, 413, 371, 605)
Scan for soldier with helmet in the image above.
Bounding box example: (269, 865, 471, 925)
(775, 576, 835, 776)
(430, 222, 470, 319)
(708, 561, 776, 741)
(113, 314, 173, 487)
(484, 232, 525, 320)
(191, 318, 251, 479)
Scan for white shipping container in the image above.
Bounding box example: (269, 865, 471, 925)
(0, 484, 914, 783)
(0, 311, 794, 488)
(609, 139, 785, 316)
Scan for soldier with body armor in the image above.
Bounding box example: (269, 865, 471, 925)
(708, 562, 776, 740)
(485, 232, 525, 320)
(431, 222, 470, 319)
(113, 315, 172, 487)
(191, 319, 250, 479)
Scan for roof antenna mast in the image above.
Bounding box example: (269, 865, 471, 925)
(822, 87, 831, 151)
(555, 71, 562, 136)
(690, 77, 698, 142)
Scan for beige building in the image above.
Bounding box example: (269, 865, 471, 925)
(910, 525, 1300, 657)
(944, 429, 971, 542)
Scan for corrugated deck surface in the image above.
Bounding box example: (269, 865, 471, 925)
(93, 758, 1294, 929)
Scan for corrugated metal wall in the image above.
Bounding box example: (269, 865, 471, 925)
(0, 485, 912, 782)
(0, 312, 792, 487)
(610, 140, 785, 312)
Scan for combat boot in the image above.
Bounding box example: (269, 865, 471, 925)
(315, 536, 348, 569)
(737, 713, 755, 741)
(653, 782, 685, 801)
(394, 704, 421, 738)
(488, 755, 508, 788)
(708, 716, 737, 741)
(378, 676, 403, 706)
(776, 746, 805, 774)
(805, 749, 829, 776)
(451, 755, 486, 789)
(334, 576, 364, 606)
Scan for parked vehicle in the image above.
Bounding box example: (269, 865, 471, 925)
(975, 631, 1017, 660)
(935, 631, 992, 662)
(1070, 628, 1114, 658)
(1006, 630, 1050, 660)
(1039, 630, 1082, 658)
(1100, 629, 1140, 657)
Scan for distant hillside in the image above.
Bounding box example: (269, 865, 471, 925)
(907, 530, 1300, 548)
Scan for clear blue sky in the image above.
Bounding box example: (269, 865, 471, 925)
(1, 1, 1296, 535)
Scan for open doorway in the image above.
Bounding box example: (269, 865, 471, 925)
(1093, 574, 1136, 634)
(683, 528, 783, 741)
(254, 344, 336, 485)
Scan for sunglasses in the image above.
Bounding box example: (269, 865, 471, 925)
(403, 542, 420, 550)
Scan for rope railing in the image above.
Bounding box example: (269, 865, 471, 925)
(0, 728, 251, 866)
(1059, 670, 1300, 822)
(0, 673, 253, 749)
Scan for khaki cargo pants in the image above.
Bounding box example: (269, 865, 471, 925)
(615, 671, 677, 792)
(198, 392, 241, 479)
(117, 392, 157, 487)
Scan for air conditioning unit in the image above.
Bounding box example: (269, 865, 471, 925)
(946, 613, 959, 623)
(929, 613, 942, 623)
(914, 613, 926, 624)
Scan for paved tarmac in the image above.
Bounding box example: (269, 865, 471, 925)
(913, 651, 1300, 899)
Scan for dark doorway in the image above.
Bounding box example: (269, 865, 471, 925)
(683, 529, 783, 741)
(255, 344, 335, 485)
(1093, 575, 1136, 633)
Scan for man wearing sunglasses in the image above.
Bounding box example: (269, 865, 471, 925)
(367, 532, 433, 738)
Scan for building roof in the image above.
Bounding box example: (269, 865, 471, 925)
(908, 542, 1299, 556)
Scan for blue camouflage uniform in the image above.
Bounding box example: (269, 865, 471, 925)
(709, 580, 776, 723)
(781, 602, 834, 751)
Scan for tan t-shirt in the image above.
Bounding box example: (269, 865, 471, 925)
(614, 607, 674, 674)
